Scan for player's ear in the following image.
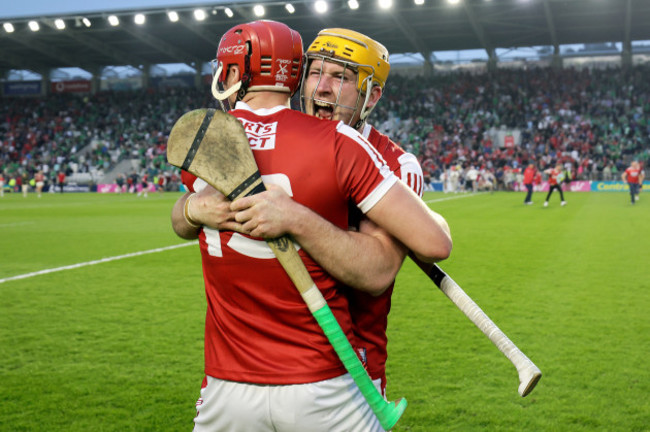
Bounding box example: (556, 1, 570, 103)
(365, 85, 383, 110)
(225, 65, 241, 88)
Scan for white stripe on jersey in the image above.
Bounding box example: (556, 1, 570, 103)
(357, 176, 398, 214)
(335, 122, 393, 180)
(204, 228, 223, 257)
(228, 233, 301, 259)
(397, 152, 424, 198)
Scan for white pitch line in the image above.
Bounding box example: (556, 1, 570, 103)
(424, 192, 484, 204)
(0, 241, 198, 284)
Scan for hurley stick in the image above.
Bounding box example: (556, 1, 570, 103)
(411, 257, 541, 397)
(167, 108, 406, 430)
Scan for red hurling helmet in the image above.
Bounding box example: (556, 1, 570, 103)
(212, 20, 303, 102)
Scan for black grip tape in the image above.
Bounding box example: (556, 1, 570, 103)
(181, 108, 216, 171)
(227, 171, 264, 201)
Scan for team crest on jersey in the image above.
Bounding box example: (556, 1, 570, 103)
(239, 119, 277, 150)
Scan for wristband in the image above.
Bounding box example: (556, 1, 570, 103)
(184, 193, 201, 228)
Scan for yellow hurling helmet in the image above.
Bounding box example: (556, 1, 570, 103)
(306, 28, 390, 93)
(302, 28, 390, 128)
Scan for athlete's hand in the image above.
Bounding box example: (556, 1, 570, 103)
(230, 184, 298, 238)
(191, 185, 239, 231)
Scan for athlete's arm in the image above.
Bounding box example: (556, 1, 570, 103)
(230, 184, 406, 295)
(364, 180, 452, 264)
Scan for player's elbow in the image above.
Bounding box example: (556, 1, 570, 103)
(413, 233, 453, 264)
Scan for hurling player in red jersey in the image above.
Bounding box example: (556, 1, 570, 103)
(170, 21, 451, 431)
(225, 28, 451, 400)
(622, 160, 645, 204)
(543, 162, 567, 207)
(298, 28, 426, 394)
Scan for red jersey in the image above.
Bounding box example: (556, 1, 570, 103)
(624, 167, 642, 184)
(346, 125, 424, 389)
(547, 168, 561, 186)
(182, 103, 397, 384)
(523, 166, 536, 184)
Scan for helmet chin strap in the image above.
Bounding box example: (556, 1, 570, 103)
(354, 78, 375, 130)
(211, 61, 242, 105)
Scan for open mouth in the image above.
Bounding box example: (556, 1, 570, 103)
(313, 100, 334, 120)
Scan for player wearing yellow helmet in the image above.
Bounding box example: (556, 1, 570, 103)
(301, 29, 431, 394)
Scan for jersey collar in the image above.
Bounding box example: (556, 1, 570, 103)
(233, 101, 289, 116)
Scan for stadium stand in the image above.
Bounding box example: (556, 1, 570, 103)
(1, 65, 649, 191)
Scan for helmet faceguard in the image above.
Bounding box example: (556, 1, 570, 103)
(211, 20, 303, 104)
(301, 28, 390, 129)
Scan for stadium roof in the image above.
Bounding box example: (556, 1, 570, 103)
(1, 0, 650, 76)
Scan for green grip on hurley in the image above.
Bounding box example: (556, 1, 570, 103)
(312, 304, 407, 431)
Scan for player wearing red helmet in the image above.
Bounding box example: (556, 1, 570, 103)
(171, 20, 451, 431)
(210, 20, 303, 107)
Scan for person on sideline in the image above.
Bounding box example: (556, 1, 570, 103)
(543, 163, 566, 207)
(523, 163, 537, 205)
(57, 171, 66, 193)
(622, 160, 645, 204)
(34, 170, 45, 197)
(170, 20, 452, 432)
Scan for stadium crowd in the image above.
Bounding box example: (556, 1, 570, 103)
(1, 64, 649, 192)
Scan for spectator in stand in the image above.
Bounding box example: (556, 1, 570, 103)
(0, 171, 4, 197)
(621, 160, 645, 205)
(543, 163, 566, 207)
(523, 163, 537, 205)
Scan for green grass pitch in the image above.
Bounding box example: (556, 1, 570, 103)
(1, 190, 648, 431)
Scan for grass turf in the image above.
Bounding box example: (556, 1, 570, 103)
(1, 190, 648, 431)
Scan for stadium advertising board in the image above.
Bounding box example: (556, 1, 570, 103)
(50, 80, 92, 93)
(3, 81, 41, 96)
(516, 181, 605, 192)
(592, 181, 650, 191)
(96, 184, 156, 193)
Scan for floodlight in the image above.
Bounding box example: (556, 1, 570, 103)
(3, 23, 15, 33)
(108, 15, 119, 26)
(224, 7, 234, 17)
(315, 0, 328, 13)
(253, 5, 265, 16)
(285, 3, 295, 13)
(194, 9, 207, 21)
(28, 21, 40, 31)
(54, 19, 65, 30)
(167, 11, 179, 22)
(348, 0, 359, 9)
(134, 14, 146, 25)
(378, 0, 393, 9)
(82, 17, 91, 27)
(414, 0, 425, 4)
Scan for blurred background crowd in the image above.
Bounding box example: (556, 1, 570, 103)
(1, 64, 649, 192)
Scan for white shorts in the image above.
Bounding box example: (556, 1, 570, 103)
(193, 374, 385, 432)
